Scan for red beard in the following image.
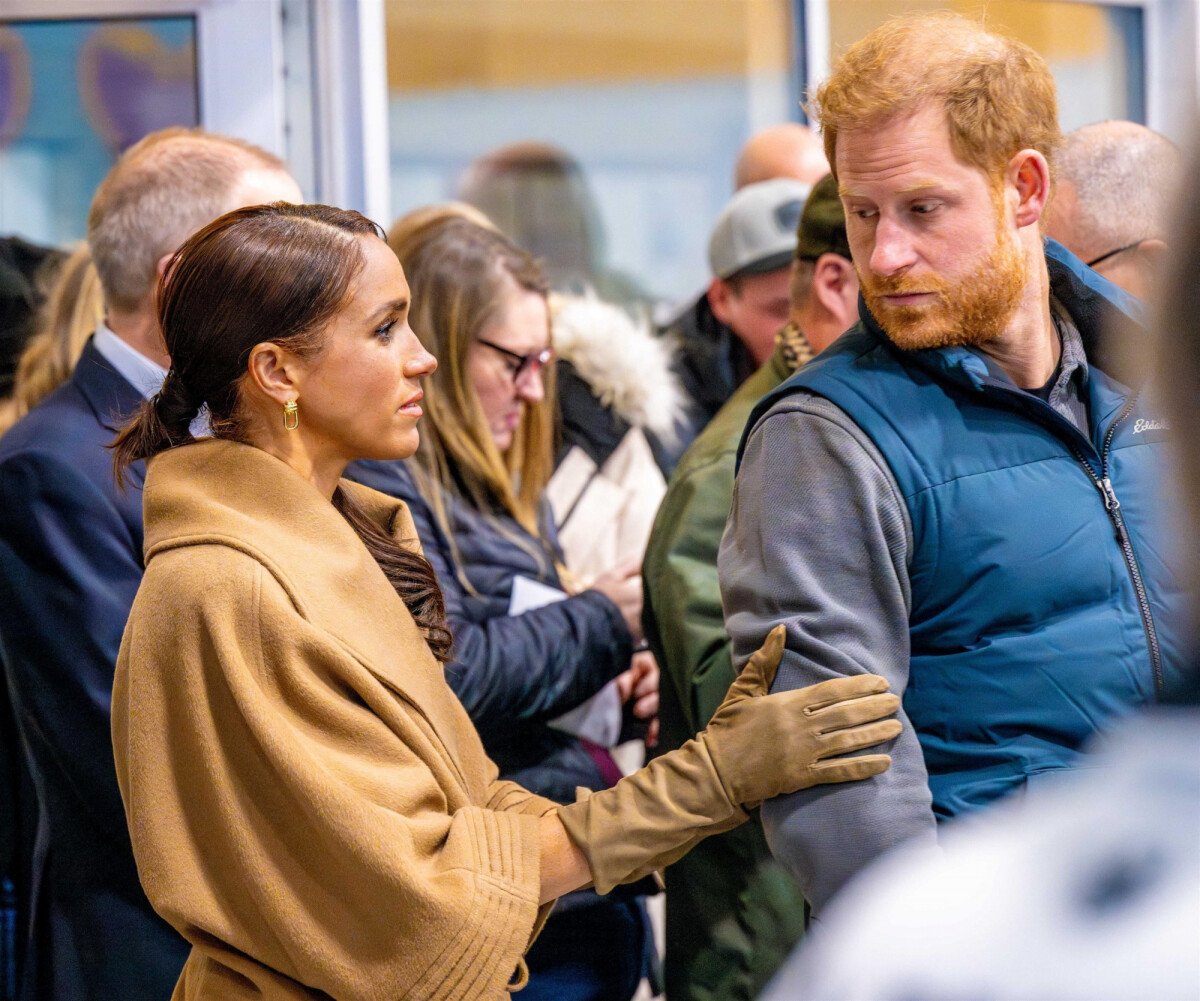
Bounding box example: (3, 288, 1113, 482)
(860, 217, 1027, 351)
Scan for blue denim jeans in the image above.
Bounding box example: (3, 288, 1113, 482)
(521, 896, 651, 1001)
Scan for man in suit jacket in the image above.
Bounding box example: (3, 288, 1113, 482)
(0, 127, 300, 1001)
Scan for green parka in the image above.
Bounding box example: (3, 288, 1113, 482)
(643, 342, 806, 1001)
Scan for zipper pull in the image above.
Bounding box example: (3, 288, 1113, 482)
(1098, 477, 1121, 511)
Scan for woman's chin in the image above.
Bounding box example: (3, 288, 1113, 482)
(362, 428, 421, 463)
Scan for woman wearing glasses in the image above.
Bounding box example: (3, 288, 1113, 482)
(346, 215, 654, 1001)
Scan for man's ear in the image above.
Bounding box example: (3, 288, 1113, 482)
(707, 277, 736, 326)
(247, 341, 303, 406)
(155, 252, 174, 281)
(812, 253, 859, 327)
(1008, 149, 1051, 229)
(1139, 237, 1168, 263)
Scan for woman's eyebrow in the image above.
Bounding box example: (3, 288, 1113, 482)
(368, 297, 409, 320)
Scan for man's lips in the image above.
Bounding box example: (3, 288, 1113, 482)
(881, 291, 937, 306)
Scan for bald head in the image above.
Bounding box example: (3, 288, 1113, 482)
(735, 124, 828, 190)
(1044, 120, 1180, 298)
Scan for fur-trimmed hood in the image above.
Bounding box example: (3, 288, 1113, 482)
(550, 293, 684, 441)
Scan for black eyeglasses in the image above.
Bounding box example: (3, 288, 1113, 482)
(1086, 240, 1150, 269)
(476, 337, 554, 381)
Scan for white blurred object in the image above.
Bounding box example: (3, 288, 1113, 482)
(764, 707, 1200, 1001)
(551, 293, 683, 444)
(508, 574, 622, 747)
(548, 293, 682, 579)
(548, 429, 666, 578)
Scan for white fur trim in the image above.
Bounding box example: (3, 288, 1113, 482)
(550, 293, 684, 440)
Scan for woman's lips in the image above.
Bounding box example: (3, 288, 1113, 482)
(398, 390, 424, 416)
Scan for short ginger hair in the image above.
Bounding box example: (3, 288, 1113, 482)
(87, 127, 288, 313)
(812, 12, 1062, 183)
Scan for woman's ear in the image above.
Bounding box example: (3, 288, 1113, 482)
(247, 341, 304, 406)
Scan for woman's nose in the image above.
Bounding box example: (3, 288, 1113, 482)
(516, 369, 545, 404)
(404, 346, 437, 378)
(401, 323, 437, 377)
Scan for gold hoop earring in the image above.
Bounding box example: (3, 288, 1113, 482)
(283, 399, 299, 430)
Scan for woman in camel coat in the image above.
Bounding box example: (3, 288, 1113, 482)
(108, 203, 900, 1000)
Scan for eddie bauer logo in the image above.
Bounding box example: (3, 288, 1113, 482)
(1133, 418, 1170, 434)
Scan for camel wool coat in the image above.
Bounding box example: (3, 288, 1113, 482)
(111, 439, 559, 1001)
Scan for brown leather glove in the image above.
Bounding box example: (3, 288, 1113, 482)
(556, 625, 901, 893)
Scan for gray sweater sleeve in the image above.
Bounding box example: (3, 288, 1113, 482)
(717, 391, 938, 914)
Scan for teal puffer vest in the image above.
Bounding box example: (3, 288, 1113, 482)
(742, 242, 1189, 818)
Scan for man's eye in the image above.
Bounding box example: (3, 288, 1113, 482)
(852, 208, 877, 220)
(911, 202, 939, 215)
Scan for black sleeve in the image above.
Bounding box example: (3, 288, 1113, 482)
(347, 461, 634, 734)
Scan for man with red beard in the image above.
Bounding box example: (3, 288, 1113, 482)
(718, 11, 1190, 917)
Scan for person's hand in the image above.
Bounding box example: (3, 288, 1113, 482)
(556, 625, 900, 894)
(590, 558, 644, 644)
(555, 625, 900, 895)
(701, 625, 901, 808)
(615, 651, 660, 747)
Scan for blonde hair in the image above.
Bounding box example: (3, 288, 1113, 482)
(87, 127, 287, 313)
(813, 12, 1062, 183)
(396, 217, 556, 543)
(0, 245, 104, 435)
(386, 201, 496, 260)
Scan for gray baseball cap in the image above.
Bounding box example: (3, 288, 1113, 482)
(707, 178, 811, 281)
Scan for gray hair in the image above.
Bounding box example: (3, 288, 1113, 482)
(1055, 120, 1180, 258)
(87, 128, 287, 313)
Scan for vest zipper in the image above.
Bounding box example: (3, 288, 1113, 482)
(1066, 395, 1165, 696)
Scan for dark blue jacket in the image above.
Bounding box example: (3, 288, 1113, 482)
(346, 459, 634, 802)
(0, 340, 189, 1000)
(744, 243, 1189, 818)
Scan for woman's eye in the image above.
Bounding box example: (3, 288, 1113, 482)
(375, 319, 396, 341)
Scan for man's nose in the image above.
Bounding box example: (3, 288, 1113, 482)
(869, 216, 918, 276)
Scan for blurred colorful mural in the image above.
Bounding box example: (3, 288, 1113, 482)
(0, 16, 198, 247)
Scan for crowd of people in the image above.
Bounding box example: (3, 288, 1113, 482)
(1, 11, 1196, 1001)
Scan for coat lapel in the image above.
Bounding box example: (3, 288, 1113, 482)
(143, 440, 482, 793)
(73, 337, 149, 488)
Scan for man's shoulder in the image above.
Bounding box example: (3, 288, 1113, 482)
(745, 326, 907, 431)
(673, 360, 787, 477)
(0, 375, 134, 522)
(666, 296, 738, 385)
(0, 378, 103, 464)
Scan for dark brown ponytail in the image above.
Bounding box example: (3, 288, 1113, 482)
(108, 202, 452, 655)
(110, 369, 204, 488)
(334, 488, 453, 662)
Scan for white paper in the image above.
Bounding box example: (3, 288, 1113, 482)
(508, 574, 569, 616)
(508, 575, 624, 747)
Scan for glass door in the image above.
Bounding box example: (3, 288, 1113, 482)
(0, 0, 288, 247)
